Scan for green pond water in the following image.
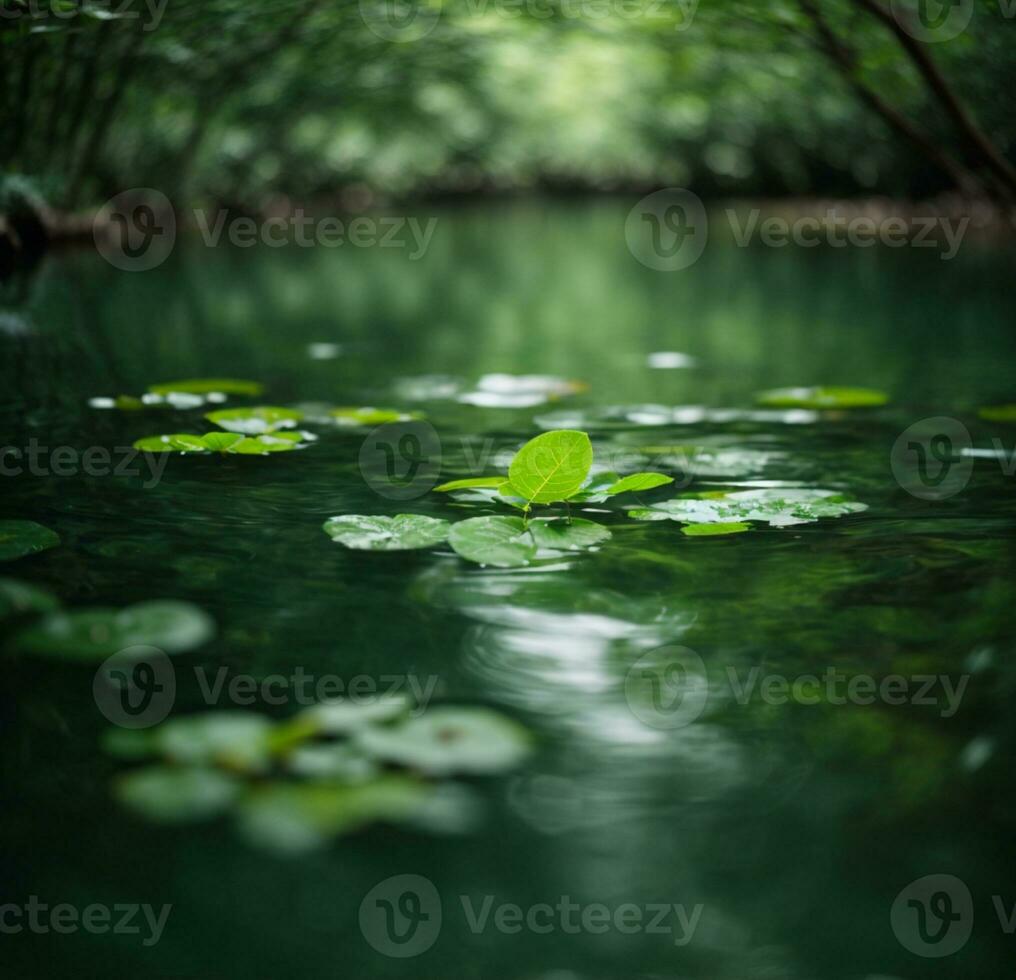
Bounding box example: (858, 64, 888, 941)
(2, 200, 1016, 978)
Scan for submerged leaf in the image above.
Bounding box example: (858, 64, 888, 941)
(0, 577, 59, 618)
(978, 404, 1016, 423)
(755, 386, 888, 409)
(323, 514, 450, 551)
(681, 522, 751, 536)
(507, 429, 593, 504)
(448, 515, 536, 567)
(0, 521, 60, 562)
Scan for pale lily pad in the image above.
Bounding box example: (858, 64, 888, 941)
(681, 522, 751, 537)
(605, 472, 673, 495)
(355, 707, 530, 776)
(299, 695, 411, 734)
(285, 743, 379, 782)
(13, 599, 214, 660)
(323, 514, 450, 552)
(148, 378, 263, 396)
(0, 520, 60, 562)
(236, 778, 429, 853)
(115, 766, 241, 823)
(0, 577, 59, 618)
(755, 386, 888, 409)
(154, 713, 274, 772)
(458, 374, 585, 408)
(205, 406, 303, 434)
(528, 518, 612, 552)
(330, 406, 419, 426)
(978, 404, 1016, 423)
(629, 488, 867, 528)
(448, 516, 537, 567)
(90, 392, 209, 410)
(507, 429, 593, 504)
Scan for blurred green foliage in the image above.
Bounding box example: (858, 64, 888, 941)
(1, 0, 1014, 206)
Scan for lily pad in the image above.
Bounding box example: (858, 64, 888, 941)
(12, 599, 214, 661)
(629, 488, 867, 528)
(507, 429, 593, 504)
(133, 431, 311, 454)
(299, 695, 411, 734)
(355, 707, 530, 776)
(115, 766, 241, 823)
(681, 522, 751, 536)
(154, 713, 274, 773)
(285, 743, 379, 782)
(755, 386, 888, 409)
(323, 514, 450, 551)
(236, 778, 429, 853)
(528, 518, 612, 552)
(0, 577, 60, 618)
(605, 472, 673, 495)
(205, 406, 303, 434)
(330, 406, 419, 426)
(448, 515, 537, 567)
(148, 378, 263, 396)
(978, 404, 1016, 423)
(0, 520, 60, 562)
(90, 392, 210, 410)
(458, 374, 585, 408)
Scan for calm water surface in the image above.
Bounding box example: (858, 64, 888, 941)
(3, 200, 1015, 978)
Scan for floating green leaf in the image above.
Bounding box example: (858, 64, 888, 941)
(355, 707, 531, 776)
(448, 515, 537, 567)
(13, 599, 214, 660)
(132, 431, 311, 454)
(323, 514, 450, 551)
(330, 406, 419, 426)
(0, 521, 60, 562)
(978, 404, 1016, 423)
(529, 518, 612, 551)
(155, 713, 274, 773)
(605, 472, 673, 495)
(115, 766, 241, 823)
(148, 378, 263, 396)
(0, 578, 59, 618)
(681, 522, 751, 537)
(755, 386, 888, 409)
(299, 695, 411, 734)
(434, 476, 507, 492)
(507, 429, 593, 504)
(206, 406, 303, 434)
(629, 488, 867, 528)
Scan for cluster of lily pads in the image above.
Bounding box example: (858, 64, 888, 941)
(105, 697, 530, 853)
(323, 427, 872, 566)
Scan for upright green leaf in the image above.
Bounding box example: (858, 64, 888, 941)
(507, 429, 593, 504)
